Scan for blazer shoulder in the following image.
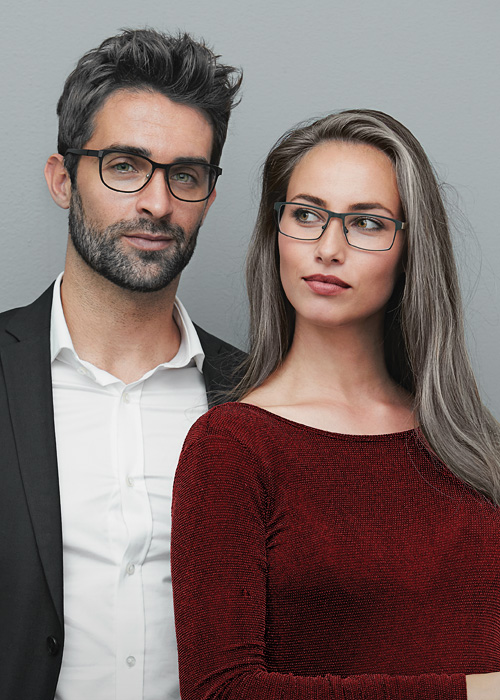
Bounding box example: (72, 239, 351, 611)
(194, 323, 246, 367)
(0, 285, 54, 345)
(194, 324, 247, 407)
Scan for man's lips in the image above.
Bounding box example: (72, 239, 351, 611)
(303, 274, 351, 295)
(123, 233, 174, 251)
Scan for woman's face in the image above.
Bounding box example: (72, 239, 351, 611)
(278, 140, 406, 336)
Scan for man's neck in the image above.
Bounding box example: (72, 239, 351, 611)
(60, 263, 182, 384)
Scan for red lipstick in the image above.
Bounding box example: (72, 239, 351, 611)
(303, 274, 350, 296)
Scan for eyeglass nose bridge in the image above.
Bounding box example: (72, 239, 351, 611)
(142, 162, 170, 188)
(320, 211, 349, 241)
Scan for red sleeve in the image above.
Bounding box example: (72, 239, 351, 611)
(171, 424, 467, 700)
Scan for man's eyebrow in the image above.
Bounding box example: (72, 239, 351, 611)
(171, 156, 210, 165)
(105, 144, 152, 157)
(104, 146, 210, 165)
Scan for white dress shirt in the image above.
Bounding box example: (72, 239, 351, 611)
(50, 274, 208, 700)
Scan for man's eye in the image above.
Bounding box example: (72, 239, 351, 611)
(102, 153, 147, 175)
(171, 172, 196, 184)
(113, 162, 135, 172)
(104, 159, 141, 175)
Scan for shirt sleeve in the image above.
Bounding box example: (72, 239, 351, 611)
(171, 421, 467, 700)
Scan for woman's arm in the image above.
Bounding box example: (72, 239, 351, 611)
(171, 416, 495, 700)
(467, 674, 500, 700)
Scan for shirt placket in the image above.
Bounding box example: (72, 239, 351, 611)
(115, 382, 153, 700)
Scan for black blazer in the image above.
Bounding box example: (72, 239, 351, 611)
(0, 285, 245, 700)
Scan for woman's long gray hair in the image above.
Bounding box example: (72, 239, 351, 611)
(236, 108, 500, 505)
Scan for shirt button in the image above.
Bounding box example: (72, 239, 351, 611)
(123, 393, 130, 403)
(126, 476, 134, 487)
(126, 656, 136, 667)
(77, 367, 87, 376)
(127, 563, 135, 575)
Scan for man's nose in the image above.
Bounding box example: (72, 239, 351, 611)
(135, 168, 175, 219)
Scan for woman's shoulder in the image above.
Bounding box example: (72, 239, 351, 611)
(181, 402, 312, 474)
(185, 401, 278, 445)
(178, 403, 283, 487)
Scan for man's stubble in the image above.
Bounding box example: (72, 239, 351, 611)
(68, 189, 201, 293)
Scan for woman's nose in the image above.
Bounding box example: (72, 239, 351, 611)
(314, 216, 347, 263)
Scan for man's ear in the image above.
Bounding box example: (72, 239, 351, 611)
(44, 153, 72, 209)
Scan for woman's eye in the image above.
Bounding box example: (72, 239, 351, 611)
(294, 208, 320, 224)
(353, 217, 383, 231)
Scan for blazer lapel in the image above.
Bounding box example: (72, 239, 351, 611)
(1, 287, 63, 625)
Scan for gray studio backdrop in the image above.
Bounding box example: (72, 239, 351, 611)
(1, 0, 499, 416)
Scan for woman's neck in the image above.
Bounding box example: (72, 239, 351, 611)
(242, 318, 414, 435)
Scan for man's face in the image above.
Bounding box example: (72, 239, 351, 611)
(68, 89, 216, 292)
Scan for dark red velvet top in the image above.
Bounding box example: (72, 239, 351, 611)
(171, 402, 500, 699)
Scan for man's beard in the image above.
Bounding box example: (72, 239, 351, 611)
(68, 189, 201, 293)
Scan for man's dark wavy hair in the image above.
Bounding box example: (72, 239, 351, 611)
(57, 28, 242, 183)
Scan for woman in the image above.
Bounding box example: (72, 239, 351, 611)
(171, 110, 500, 699)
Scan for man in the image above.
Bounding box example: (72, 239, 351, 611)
(0, 29, 243, 700)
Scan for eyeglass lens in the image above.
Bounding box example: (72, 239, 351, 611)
(278, 203, 397, 251)
(101, 152, 216, 201)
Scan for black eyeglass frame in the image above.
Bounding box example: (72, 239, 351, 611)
(274, 201, 407, 252)
(65, 149, 222, 202)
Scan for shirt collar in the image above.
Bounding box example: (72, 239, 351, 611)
(50, 272, 205, 375)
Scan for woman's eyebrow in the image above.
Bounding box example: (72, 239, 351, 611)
(289, 193, 327, 207)
(289, 195, 396, 217)
(347, 202, 395, 216)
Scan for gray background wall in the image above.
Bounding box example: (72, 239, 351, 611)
(1, 0, 499, 416)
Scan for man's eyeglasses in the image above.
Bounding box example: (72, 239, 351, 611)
(65, 149, 222, 202)
(274, 202, 406, 252)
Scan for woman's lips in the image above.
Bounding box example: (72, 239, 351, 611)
(303, 274, 351, 296)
